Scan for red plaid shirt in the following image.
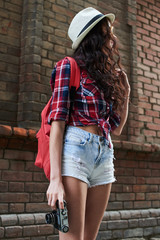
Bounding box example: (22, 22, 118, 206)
(48, 58, 121, 147)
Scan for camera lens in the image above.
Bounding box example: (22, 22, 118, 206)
(45, 213, 51, 224)
(45, 212, 55, 224)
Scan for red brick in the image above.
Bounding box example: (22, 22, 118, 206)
(25, 182, 48, 192)
(115, 160, 138, 168)
(146, 193, 160, 200)
(116, 176, 136, 184)
(143, 47, 157, 56)
(0, 159, 9, 169)
(149, 162, 160, 169)
(147, 123, 160, 131)
(0, 139, 8, 148)
(23, 225, 39, 237)
(26, 202, 50, 213)
(0, 193, 29, 202)
(123, 185, 133, 193)
(137, 0, 148, 7)
(137, 10, 145, 16)
(143, 130, 156, 137)
(10, 160, 25, 171)
(138, 161, 148, 168)
(0, 125, 12, 136)
(136, 193, 145, 200)
(38, 224, 54, 235)
(2, 171, 32, 181)
(4, 149, 34, 161)
(144, 71, 157, 79)
(5, 226, 22, 238)
(153, 93, 160, 99)
(123, 201, 133, 209)
(139, 102, 152, 110)
(0, 203, 8, 213)
(144, 84, 158, 92)
(9, 203, 24, 213)
(146, 178, 160, 184)
(28, 129, 37, 139)
(137, 27, 149, 35)
(152, 201, 160, 208)
(151, 170, 160, 177)
(137, 15, 149, 24)
(143, 58, 157, 67)
(153, 104, 160, 111)
(133, 185, 158, 193)
(137, 39, 149, 48)
(9, 182, 24, 192)
(30, 193, 44, 202)
(139, 115, 152, 122)
(23, 224, 53, 237)
(0, 181, 8, 192)
(7, 138, 24, 149)
(33, 172, 47, 182)
(137, 177, 146, 184)
(13, 127, 28, 137)
(112, 184, 123, 193)
(150, 32, 160, 40)
(145, 110, 159, 117)
(154, 118, 160, 124)
(143, 23, 156, 32)
(150, 20, 160, 29)
(143, 35, 156, 44)
(134, 169, 151, 177)
(134, 201, 151, 209)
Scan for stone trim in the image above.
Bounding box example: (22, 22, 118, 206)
(0, 124, 160, 152)
(0, 209, 160, 239)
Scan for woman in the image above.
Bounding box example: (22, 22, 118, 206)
(46, 7, 130, 240)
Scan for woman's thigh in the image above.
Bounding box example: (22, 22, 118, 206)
(59, 176, 88, 240)
(84, 183, 112, 240)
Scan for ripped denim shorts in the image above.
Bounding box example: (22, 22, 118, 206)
(61, 126, 116, 188)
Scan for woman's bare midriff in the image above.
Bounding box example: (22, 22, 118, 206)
(76, 125, 103, 136)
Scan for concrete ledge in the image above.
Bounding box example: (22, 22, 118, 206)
(0, 124, 160, 152)
(0, 209, 160, 239)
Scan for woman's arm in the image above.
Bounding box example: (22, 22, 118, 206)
(112, 97, 130, 136)
(46, 120, 66, 209)
(112, 70, 131, 136)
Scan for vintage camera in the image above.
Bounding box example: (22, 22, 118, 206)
(45, 200, 69, 233)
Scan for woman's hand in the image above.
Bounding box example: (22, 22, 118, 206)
(46, 178, 65, 209)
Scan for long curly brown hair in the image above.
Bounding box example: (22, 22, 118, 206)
(72, 17, 128, 113)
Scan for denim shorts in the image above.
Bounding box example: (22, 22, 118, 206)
(61, 126, 116, 188)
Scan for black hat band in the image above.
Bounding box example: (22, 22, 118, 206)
(77, 13, 103, 37)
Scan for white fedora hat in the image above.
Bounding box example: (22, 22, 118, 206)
(68, 7, 115, 50)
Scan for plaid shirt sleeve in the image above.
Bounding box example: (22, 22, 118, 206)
(48, 58, 71, 124)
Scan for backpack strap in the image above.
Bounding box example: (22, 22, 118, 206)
(65, 57, 80, 122)
(66, 56, 80, 91)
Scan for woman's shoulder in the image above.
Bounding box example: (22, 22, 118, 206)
(56, 57, 71, 67)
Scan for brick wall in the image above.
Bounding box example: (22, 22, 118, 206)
(0, 0, 160, 238)
(0, 125, 160, 215)
(0, 0, 160, 145)
(0, 0, 23, 126)
(135, 0, 160, 145)
(0, 209, 160, 239)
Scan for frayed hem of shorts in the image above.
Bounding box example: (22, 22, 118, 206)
(89, 178, 117, 188)
(61, 174, 90, 186)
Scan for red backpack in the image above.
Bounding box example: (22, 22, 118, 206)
(35, 57, 80, 180)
